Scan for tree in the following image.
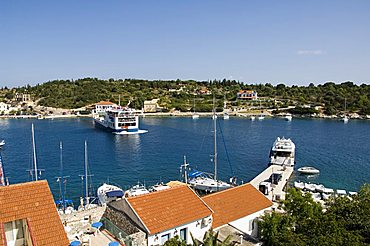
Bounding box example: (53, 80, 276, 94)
(190, 228, 233, 246)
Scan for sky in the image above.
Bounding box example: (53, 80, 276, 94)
(1, 1, 370, 87)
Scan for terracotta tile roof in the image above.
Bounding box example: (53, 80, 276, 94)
(96, 101, 115, 105)
(127, 185, 212, 235)
(202, 183, 272, 228)
(0, 181, 69, 246)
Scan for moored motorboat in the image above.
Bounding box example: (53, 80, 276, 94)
(125, 183, 150, 197)
(250, 116, 256, 121)
(269, 137, 295, 166)
(0, 140, 4, 148)
(285, 114, 292, 121)
(294, 181, 305, 190)
(298, 166, 320, 175)
(97, 183, 124, 205)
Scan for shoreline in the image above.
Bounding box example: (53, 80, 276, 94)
(0, 112, 369, 120)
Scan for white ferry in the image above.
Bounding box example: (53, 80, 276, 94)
(93, 101, 147, 134)
(269, 137, 295, 166)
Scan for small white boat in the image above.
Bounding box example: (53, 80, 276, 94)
(250, 116, 256, 121)
(223, 112, 230, 120)
(285, 114, 292, 121)
(348, 191, 357, 196)
(304, 183, 317, 192)
(258, 115, 265, 120)
(192, 113, 200, 119)
(343, 116, 349, 123)
(298, 166, 320, 175)
(315, 184, 325, 193)
(125, 183, 150, 197)
(336, 189, 347, 196)
(294, 181, 305, 190)
(97, 183, 124, 205)
(0, 140, 4, 148)
(149, 182, 170, 192)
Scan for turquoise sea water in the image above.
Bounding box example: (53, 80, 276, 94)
(0, 117, 369, 202)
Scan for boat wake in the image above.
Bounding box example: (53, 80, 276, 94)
(113, 129, 148, 135)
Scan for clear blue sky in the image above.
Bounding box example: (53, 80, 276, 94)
(1, 1, 370, 87)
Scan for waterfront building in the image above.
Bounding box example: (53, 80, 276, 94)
(0, 102, 10, 114)
(237, 90, 258, 100)
(0, 180, 69, 246)
(94, 101, 118, 113)
(102, 185, 213, 245)
(143, 99, 162, 113)
(202, 183, 272, 238)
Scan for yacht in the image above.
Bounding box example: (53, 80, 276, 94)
(269, 137, 295, 166)
(125, 183, 150, 197)
(0, 140, 4, 148)
(97, 183, 124, 204)
(93, 104, 147, 134)
(185, 100, 231, 193)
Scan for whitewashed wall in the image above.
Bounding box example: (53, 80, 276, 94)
(228, 208, 270, 237)
(147, 215, 212, 246)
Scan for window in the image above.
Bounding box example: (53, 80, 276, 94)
(161, 233, 170, 244)
(4, 219, 31, 246)
(180, 228, 187, 242)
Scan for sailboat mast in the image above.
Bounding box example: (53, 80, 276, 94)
(84, 140, 89, 207)
(213, 97, 217, 181)
(32, 124, 38, 181)
(60, 142, 66, 213)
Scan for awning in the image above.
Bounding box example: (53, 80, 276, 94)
(106, 190, 124, 198)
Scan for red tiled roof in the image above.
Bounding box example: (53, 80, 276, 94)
(238, 90, 255, 94)
(127, 185, 212, 235)
(0, 181, 69, 246)
(202, 183, 272, 228)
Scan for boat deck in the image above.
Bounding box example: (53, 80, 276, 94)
(250, 165, 294, 201)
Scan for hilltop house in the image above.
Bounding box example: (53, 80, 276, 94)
(196, 87, 211, 95)
(237, 90, 258, 100)
(0, 180, 69, 246)
(102, 185, 213, 246)
(15, 93, 31, 102)
(202, 183, 272, 238)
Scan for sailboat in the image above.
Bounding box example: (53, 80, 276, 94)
(186, 99, 231, 192)
(223, 96, 229, 120)
(343, 98, 349, 123)
(192, 98, 199, 119)
(27, 124, 44, 181)
(258, 100, 265, 120)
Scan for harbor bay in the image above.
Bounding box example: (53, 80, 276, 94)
(0, 116, 369, 202)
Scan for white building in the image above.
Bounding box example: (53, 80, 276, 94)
(0, 102, 10, 114)
(143, 99, 160, 113)
(94, 101, 118, 113)
(105, 185, 213, 245)
(202, 183, 272, 237)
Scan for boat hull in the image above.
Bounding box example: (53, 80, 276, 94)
(94, 118, 142, 133)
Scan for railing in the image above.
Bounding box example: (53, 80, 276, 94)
(100, 217, 135, 246)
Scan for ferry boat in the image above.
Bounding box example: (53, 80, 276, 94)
(269, 137, 295, 166)
(93, 103, 147, 134)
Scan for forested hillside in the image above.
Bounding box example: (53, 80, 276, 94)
(2, 78, 370, 115)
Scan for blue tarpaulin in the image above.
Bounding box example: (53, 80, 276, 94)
(108, 242, 119, 246)
(70, 241, 81, 246)
(188, 170, 203, 178)
(106, 190, 124, 197)
(55, 199, 73, 205)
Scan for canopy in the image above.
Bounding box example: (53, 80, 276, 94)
(92, 221, 103, 228)
(108, 242, 119, 246)
(106, 190, 124, 198)
(188, 170, 204, 178)
(55, 199, 73, 205)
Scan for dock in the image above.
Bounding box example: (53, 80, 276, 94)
(250, 164, 294, 201)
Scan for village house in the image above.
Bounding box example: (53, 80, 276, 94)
(237, 90, 258, 100)
(102, 185, 213, 246)
(14, 93, 31, 102)
(196, 87, 211, 95)
(143, 99, 163, 113)
(202, 183, 272, 238)
(0, 102, 10, 114)
(94, 101, 118, 113)
(0, 180, 69, 246)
